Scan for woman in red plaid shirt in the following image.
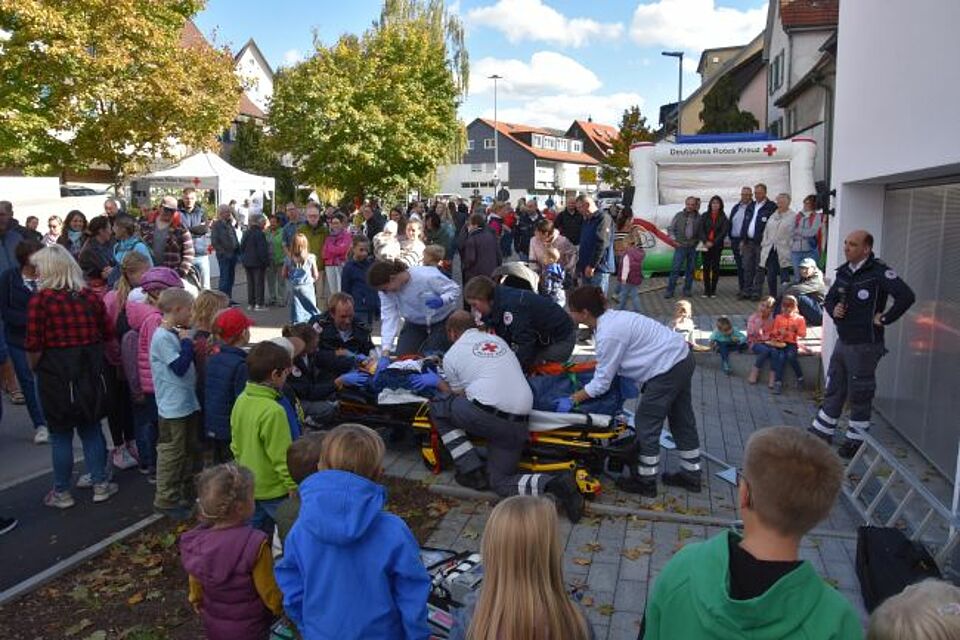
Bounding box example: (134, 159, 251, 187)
(25, 244, 118, 509)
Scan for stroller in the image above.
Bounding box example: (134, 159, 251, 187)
(336, 360, 636, 496)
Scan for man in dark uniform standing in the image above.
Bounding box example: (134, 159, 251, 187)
(809, 230, 915, 458)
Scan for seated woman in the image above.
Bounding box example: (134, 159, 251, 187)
(463, 275, 576, 370)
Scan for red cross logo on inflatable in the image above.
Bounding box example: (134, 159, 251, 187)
(192, 177, 201, 186)
(763, 144, 777, 157)
(481, 342, 498, 353)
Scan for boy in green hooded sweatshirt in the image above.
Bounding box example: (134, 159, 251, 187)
(641, 426, 863, 640)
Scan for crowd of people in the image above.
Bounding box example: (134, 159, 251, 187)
(0, 184, 929, 639)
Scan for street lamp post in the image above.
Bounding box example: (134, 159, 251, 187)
(661, 51, 683, 138)
(489, 74, 502, 200)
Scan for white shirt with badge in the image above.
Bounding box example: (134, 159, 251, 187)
(584, 310, 689, 398)
(442, 329, 533, 415)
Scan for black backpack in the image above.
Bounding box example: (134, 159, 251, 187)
(856, 525, 942, 612)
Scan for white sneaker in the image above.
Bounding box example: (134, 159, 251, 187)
(76, 473, 93, 489)
(33, 426, 50, 444)
(112, 446, 138, 470)
(44, 490, 76, 509)
(92, 482, 119, 503)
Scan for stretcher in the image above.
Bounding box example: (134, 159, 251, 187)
(335, 361, 636, 496)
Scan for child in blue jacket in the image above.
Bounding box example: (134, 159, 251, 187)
(274, 423, 430, 639)
(204, 308, 252, 463)
(340, 236, 379, 327)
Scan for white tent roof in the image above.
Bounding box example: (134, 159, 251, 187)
(141, 151, 275, 200)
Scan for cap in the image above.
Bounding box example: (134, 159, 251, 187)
(140, 267, 184, 293)
(799, 257, 818, 269)
(384, 220, 398, 235)
(160, 195, 178, 210)
(268, 336, 305, 358)
(214, 307, 253, 341)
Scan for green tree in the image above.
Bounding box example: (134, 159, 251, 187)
(230, 120, 296, 204)
(269, 0, 463, 200)
(600, 106, 655, 189)
(0, 0, 240, 189)
(698, 75, 760, 134)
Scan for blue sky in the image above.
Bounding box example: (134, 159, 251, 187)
(195, 0, 768, 130)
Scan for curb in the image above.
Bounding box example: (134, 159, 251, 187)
(423, 481, 857, 541)
(0, 513, 164, 607)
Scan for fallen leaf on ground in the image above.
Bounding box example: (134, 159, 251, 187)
(598, 604, 616, 616)
(581, 595, 595, 607)
(621, 545, 653, 560)
(580, 542, 603, 553)
(461, 529, 479, 540)
(127, 592, 144, 605)
(64, 619, 93, 636)
(572, 557, 592, 566)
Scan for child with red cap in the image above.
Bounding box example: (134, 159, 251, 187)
(203, 307, 254, 463)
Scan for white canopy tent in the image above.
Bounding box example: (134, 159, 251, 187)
(140, 151, 275, 212)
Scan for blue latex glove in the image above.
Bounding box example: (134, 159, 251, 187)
(425, 296, 445, 310)
(410, 370, 441, 392)
(339, 371, 371, 388)
(553, 397, 575, 413)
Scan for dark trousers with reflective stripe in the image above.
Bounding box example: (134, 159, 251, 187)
(635, 351, 700, 477)
(430, 393, 548, 497)
(812, 341, 885, 442)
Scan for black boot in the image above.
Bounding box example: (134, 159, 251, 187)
(545, 473, 584, 523)
(661, 470, 702, 493)
(454, 468, 489, 491)
(837, 439, 862, 460)
(615, 467, 658, 497)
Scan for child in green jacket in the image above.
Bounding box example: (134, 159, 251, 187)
(230, 341, 298, 535)
(641, 426, 863, 640)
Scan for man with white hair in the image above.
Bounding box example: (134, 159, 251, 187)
(141, 195, 194, 277)
(575, 195, 615, 293)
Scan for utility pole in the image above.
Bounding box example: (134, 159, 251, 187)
(662, 51, 684, 138)
(489, 74, 502, 199)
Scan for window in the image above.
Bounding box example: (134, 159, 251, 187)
(571, 141, 582, 153)
(785, 108, 796, 135)
(768, 50, 785, 95)
(483, 138, 496, 149)
(467, 139, 475, 150)
(558, 139, 569, 151)
(471, 163, 483, 173)
(543, 137, 556, 150)
(532, 134, 543, 148)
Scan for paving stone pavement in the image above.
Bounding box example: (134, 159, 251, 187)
(380, 360, 875, 640)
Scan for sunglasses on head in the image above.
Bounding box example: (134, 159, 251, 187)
(161, 206, 177, 213)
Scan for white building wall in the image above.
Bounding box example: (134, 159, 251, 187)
(829, 0, 960, 474)
(236, 49, 273, 112)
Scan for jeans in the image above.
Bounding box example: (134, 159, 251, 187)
(618, 283, 642, 312)
(666, 246, 697, 295)
(790, 249, 819, 282)
(50, 423, 108, 492)
(796, 294, 823, 326)
(702, 243, 723, 295)
(217, 254, 238, 299)
(717, 342, 747, 365)
(266, 264, 285, 304)
(772, 343, 803, 382)
(245, 266, 266, 307)
(252, 497, 285, 535)
(7, 344, 46, 428)
(730, 238, 745, 292)
(193, 254, 211, 290)
(751, 343, 776, 370)
(325, 265, 342, 296)
(740, 240, 761, 297)
(290, 283, 320, 323)
(133, 393, 158, 470)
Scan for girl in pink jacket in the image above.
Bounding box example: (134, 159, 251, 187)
(322, 214, 352, 295)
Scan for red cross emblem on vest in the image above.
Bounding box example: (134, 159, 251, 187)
(763, 144, 777, 157)
(481, 342, 498, 353)
(192, 177, 201, 186)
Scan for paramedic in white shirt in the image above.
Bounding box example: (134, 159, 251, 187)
(559, 285, 702, 498)
(410, 311, 584, 522)
(366, 259, 460, 355)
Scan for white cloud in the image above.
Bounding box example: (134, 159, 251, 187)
(682, 55, 698, 74)
(471, 52, 601, 97)
(467, 0, 624, 48)
(283, 49, 304, 66)
(479, 92, 645, 130)
(630, 0, 767, 50)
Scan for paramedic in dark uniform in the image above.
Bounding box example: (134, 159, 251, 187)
(559, 286, 701, 498)
(462, 275, 577, 369)
(412, 310, 584, 522)
(809, 230, 915, 458)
